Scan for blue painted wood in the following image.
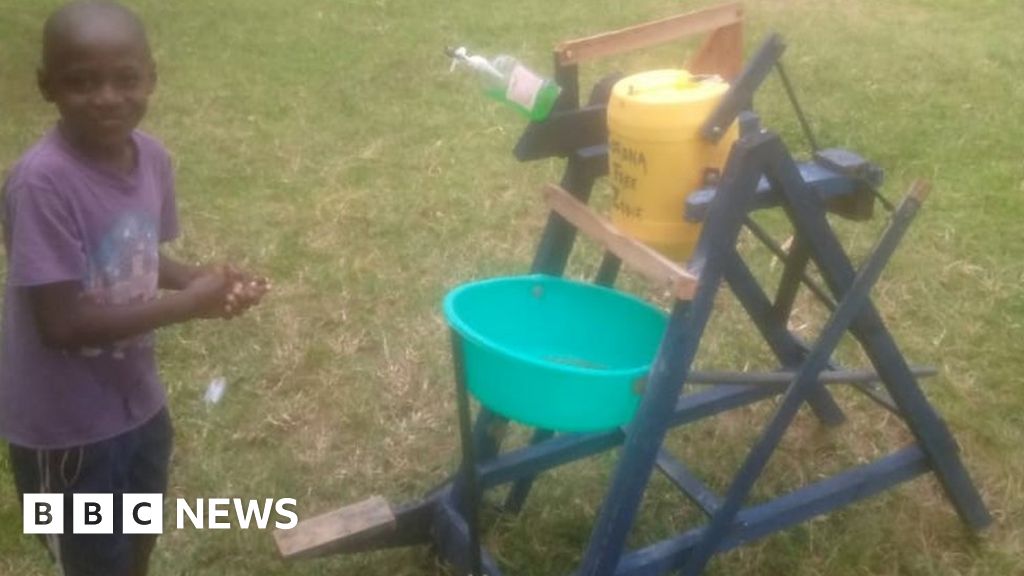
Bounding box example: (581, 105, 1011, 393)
(701, 34, 786, 143)
(403, 70, 986, 576)
(471, 409, 507, 463)
(727, 445, 928, 546)
(669, 384, 779, 428)
(614, 445, 930, 576)
(764, 140, 991, 531)
(449, 331, 484, 576)
(655, 449, 722, 516)
(721, 235, 899, 414)
(746, 223, 836, 312)
(502, 428, 555, 513)
(688, 145, 883, 224)
(594, 253, 622, 288)
(577, 133, 774, 576)
(478, 384, 794, 493)
(554, 58, 580, 113)
(688, 160, 863, 222)
(530, 154, 600, 276)
(720, 246, 846, 427)
(513, 104, 607, 161)
(579, 302, 708, 576)
(435, 493, 504, 576)
(479, 430, 624, 489)
(681, 140, 947, 576)
(738, 210, 899, 418)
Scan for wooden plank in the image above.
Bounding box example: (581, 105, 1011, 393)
(274, 496, 395, 560)
(541, 183, 698, 300)
(686, 21, 743, 80)
(906, 178, 931, 205)
(556, 3, 743, 66)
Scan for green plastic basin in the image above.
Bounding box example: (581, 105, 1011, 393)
(443, 275, 667, 432)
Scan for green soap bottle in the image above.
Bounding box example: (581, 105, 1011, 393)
(447, 46, 562, 122)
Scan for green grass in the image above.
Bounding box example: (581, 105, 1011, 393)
(1, 0, 1022, 574)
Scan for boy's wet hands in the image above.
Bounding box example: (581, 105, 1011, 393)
(185, 264, 270, 320)
(183, 267, 233, 319)
(222, 264, 271, 317)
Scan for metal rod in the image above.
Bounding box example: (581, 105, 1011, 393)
(774, 61, 895, 214)
(743, 216, 836, 310)
(873, 187, 897, 213)
(774, 61, 820, 153)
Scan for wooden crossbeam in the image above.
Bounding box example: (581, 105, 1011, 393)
(555, 2, 743, 66)
(541, 183, 698, 300)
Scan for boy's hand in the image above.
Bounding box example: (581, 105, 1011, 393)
(219, 264, 270, 317)
(224, 272, 270, 316)
(183, 264, 270, 319)
(183, 267, 235, 319)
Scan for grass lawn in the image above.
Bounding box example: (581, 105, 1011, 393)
(1, 0, 1022, 574)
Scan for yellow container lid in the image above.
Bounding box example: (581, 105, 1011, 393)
(609, 69, 729, 138)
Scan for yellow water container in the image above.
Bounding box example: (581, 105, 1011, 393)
(608, 69, 738, 261)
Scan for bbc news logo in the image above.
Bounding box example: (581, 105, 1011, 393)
(24, 494, 298, 534)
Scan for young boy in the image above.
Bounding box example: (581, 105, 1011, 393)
(1, 1, 267, 574)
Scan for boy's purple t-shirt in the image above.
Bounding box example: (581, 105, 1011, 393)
(0, 128, 179, 449)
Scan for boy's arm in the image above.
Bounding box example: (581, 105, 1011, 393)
(28, 272, 231, 350)
(159, 252, 204, 291)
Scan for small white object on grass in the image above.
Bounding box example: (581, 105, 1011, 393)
(204, 377, 227, 406)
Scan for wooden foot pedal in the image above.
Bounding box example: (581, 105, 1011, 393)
(274, 495, 396, 560)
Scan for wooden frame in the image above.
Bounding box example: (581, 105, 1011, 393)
(555, 2, 743, 79)
(542, 183, 697, 300)
(276, 5, 991, 575)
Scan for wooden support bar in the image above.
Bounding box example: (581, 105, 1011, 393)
(434, 496, 504, 576)
(686, 365, 938, 386)
(502, 428, 555, 513)
(720, 244, 846, 427)
(542, 183, 698, 300)
(479, 429, 624, 490)
(727, 445, 929, 546)
(656, 449, 723, 516)
(777, 169, 991, 531)
(555, 3, 743, 66)
(479, 384, 787, 492)
(686, 21, 743, 80)
(671, 382, 780, 428)
(615, 446, 930, 575)
(274, 496, 396, 560)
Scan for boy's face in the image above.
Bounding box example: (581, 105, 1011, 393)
(38, 21, 155, 157)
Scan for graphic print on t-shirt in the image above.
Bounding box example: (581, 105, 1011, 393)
(80, 212, 160, 359)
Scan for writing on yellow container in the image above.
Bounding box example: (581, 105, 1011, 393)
(608, 69, 738, 261)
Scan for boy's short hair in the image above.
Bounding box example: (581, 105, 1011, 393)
(42, 0, 151, 70)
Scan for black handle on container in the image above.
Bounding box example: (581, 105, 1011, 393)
(700, 33, 787, 143)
